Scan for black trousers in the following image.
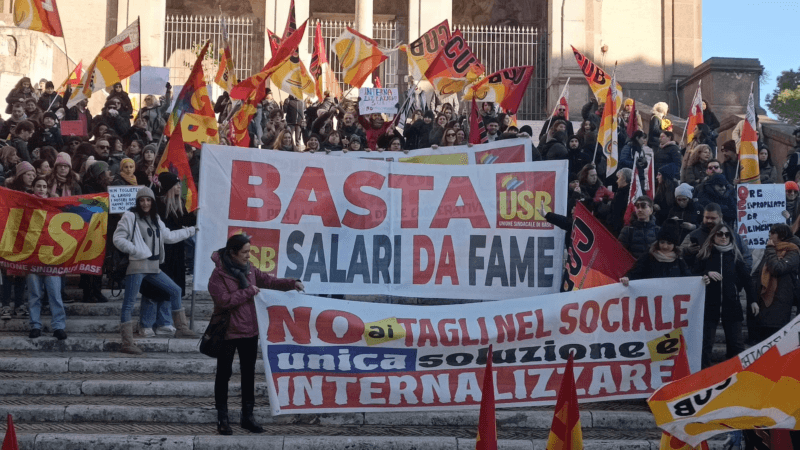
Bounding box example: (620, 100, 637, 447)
(702, 317, 743, 369)
(215, 336, 259, 411)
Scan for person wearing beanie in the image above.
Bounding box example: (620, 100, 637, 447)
(135, 144, 157, 185)
(112, 186, 198, 354)
(34, 111, 63, 150)
(783, 182, 800, 225)
(620, 219, 691, 286)
(696, 173, 737, 225)
(46, 152, 81, 197)
(666, 183, 701, 243)
(403, 109, 434, 149)
(112, 158, 138, 186)
(6, 161, 35, 192)
(346, 134, 363, 152)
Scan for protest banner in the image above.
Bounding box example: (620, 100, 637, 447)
(649, 314, 800, 447)
(255, 277, 706, 414)
(0, 187, 108, 275)
(194, 147, 566, 300)
(108, 185, 143, 214)
(359, 88, 400, 114)
(342, 138, 532, 165)
(736, 184, 785, 248)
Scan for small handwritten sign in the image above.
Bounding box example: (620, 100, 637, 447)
(359, 87, 399, 114)
(108, 185, 143, 214)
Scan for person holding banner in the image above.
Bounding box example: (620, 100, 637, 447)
(619, 220, 691, 286)
(694, 222, 755, 368)
(207, 234, 304, 435)
(112, 187, 198, 354)
(751, 223, 800, 343)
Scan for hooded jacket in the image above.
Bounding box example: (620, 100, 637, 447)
(207, 251, 298, 340)
(696, 174, 738, 225)
(618, 216, 660, 260)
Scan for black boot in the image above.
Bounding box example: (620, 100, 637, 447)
(93, 285, 109, 303)
(217, 409, 232, 435)
(240, 402, 264, 433)
(82, 287, 94, 303)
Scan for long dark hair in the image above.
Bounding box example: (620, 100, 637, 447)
(133, 195, 159, 222)
(223, 234, 251, 258)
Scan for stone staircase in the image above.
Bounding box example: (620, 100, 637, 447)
(0, 279, 736, 450)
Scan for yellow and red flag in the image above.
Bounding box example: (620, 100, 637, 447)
(230, 20, 308, 146)
(462, 66, 534, 115)
(686, 84, 704, 143)
(156, 124, 198, 213)
(424, 30, 485, 97)
(310, 22, 342, 100)
(476, 345, 497, 450)
(67, 19, 141, 107)
(570, 45, 622, 111)
(404, 20, 451, 81)
(597, 67, 621, 177)
(164, 40, 219, 148)
(648, 315, 800, 447)
(563, 202, 635, 291)
(332, 27, 388, 88)
(546, 354, 583, 450)
(56, 59, 82, 96)
(270, 58, 316, 100)
(658, 335, 710, 450)
(13, 0, 63, 37)
(738, 84, 760, 184)
(214, 17, 238, 92)
(267, 28, 281, 57)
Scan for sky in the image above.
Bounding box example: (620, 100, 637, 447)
(702, 0, 800, 118)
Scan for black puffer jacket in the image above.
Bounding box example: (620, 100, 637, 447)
(626, 248, 692, 280)
(693, 247, 754, 324)
(653, 143, 681, 175)
(618, 216, 660, 260)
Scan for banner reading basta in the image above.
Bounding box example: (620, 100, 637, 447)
(0, 187, 108, 275)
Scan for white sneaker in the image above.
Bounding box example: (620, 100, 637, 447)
(155, 325, 176, 336)
(137, 327, 155, 338)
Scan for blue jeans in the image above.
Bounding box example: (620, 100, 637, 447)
(27, 274, 66, 331)
(121, 272, 182, 324)
(139, 297, 173, 329)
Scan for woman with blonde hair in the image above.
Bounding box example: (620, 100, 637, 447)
(272, 129, 299, 152)
(681, 144, 712, 187)
(648, 102, 670, 148)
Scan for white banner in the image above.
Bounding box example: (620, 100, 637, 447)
(342, 138, 532, 165)
(194, 147, 567, 299)
(736, 184, 785, 248)
(255, 277, 706, 415)
(359, 87, 400, 114)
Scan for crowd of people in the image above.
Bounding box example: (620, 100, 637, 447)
(2, 73, 800, 434)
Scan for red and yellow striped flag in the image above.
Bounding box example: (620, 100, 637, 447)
(546, 354, 583, 450)
(332, 27, 387, 88)
(156, 124, 198, 213)
(13, 0, 64, 37)
(685, 84, 704, 143)
(597, 68, 620, 177)
(738, 84, 760, 184)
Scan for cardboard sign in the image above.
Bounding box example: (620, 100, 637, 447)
(736, 184, 785, 248)
(60, 119, 87, 137)
(359, 87, 399, 114)
(108, 185, 143, 214)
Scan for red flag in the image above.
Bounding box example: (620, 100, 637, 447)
(156, 124, 198, 213)
(685, 85, 704, 143)
(267, 28, 281, 56)
(2, 414, 18, 450)
(546, 354, 583, 450)
(164, 40, 218, 147)
(564, 202, 636, 291)
(463, 66, 535, 115)
(476, 345, 497, 450)
(626, 100, 638, 139)
(13, 0, 64, 37)
(469, 98, 488, 145)
(424, 30, 485, 97)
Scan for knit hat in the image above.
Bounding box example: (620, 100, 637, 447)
(675, 183, 694, 198)
(142, 144, 157, 155)
(43, 111, 58, 122)
(55, 152, 71, 167)
(708, 173, 728, 186)
(656, 219, 682, 246)
(136, 186, 155, 201)
(158, 171, 180, 193)
(349, 134, 362, 145)
(87, 161, 108, 179)
(15, 161, 34, 177)
(624, 98, 635, 107)
(658, 164, 680, 183)
(786, 181, 799, 192)
(120, 157, 135, 168)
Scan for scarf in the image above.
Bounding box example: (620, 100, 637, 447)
(221, 250, 251, 289)
(51, 171, 71, 197)
(652, 250, 677, 263)
(714, 242, 734, 253)
(760, 241, 799, 307)
(119, 158, 137, 185)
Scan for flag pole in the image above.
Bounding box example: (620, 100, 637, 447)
(138, 16, 142, 117)
(680, 80, 700, 146)
(543, 77, 570, 139)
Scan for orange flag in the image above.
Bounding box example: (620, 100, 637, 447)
(310, 22, 342, 100)
(570, 45, 622, 111)
(13, 0, 63, 37)
(462, 66, 534, 115)
(2, 414, 18, 450)
(546, 354, 583, 450)
(685, 84, 704, 143)
(476, 345, 497, 450)
(332, 27, 387, 88)
(424, 30, 485, 97)
(738, 83, 760, 184)
(164, 40, 218, 148)
(658, 335, 710, 450)
(56, 60, 82, 96)
(156, 124, 198, 213)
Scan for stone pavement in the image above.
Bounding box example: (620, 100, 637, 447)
(0, 281, 737, 449)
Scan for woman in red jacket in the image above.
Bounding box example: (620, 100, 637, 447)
(208, 234, 304, 435)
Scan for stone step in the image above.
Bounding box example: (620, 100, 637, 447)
(0, 317, 209, 334)
(0, 334, 201, 353)
(60, 301, 214, 318)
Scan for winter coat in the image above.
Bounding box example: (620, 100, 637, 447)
(137, 97, 170, 141)
(618, 216, 660, 260)
(666, 202, 701, 244)
(207, 251, 297, 340)
(681, 225, 752, 273)
(647, 116, 664, 149)
(626, 250, 692, 280)
(283, 96, 304, 125)
(752, 240, 800, 329)
(538, 117, 574, 139)
(619, 142, 645, 171)
(695, 182, 737, 225)
(693, 247, 754, 324)
(541, 139, 569, 161)
(759, 160, 780, 184)
(8, 137, 31, 163)
(608, 184, 630, 236)
(703, 110, 720, 132)
(112, 210, 195, 275)
(37, 92, 62, 112)
(653, 143, 682, 175)
(680, 163, 707, 188)
(5, 88, 35, 114)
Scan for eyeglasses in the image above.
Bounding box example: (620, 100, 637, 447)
(707, 166, 720, 171)
(446, 133, 456, 137)
(634, 203, 651, 209)
(715, 231, 731, 238)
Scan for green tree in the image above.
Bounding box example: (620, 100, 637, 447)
(766, 66, 800, 125)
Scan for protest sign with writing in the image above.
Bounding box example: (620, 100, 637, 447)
(359, 87, 399, 114)
(195, 147, 566, 300)
(0, 187, 108, 275)
(736, 184, 785, 248)
(108, 186, 144, 214)
(342, 138, 531, 165)
(255, 277, 705, 414)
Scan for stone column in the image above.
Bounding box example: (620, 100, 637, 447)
(355, 0, 373, 87)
